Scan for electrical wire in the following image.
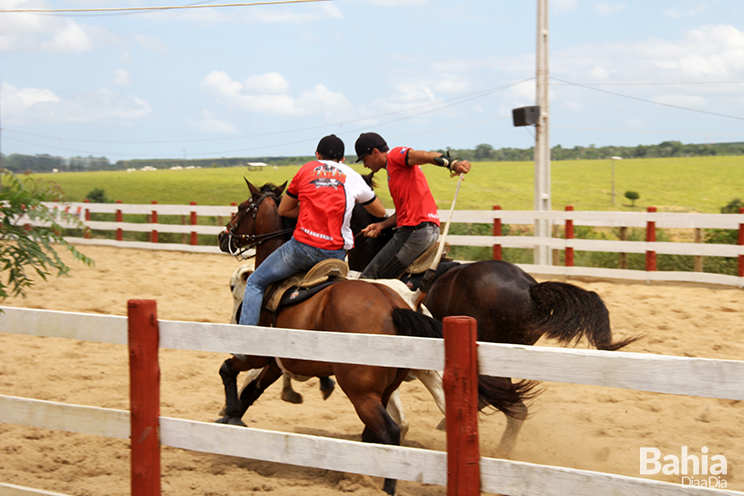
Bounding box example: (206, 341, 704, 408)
(2, 78, 534, 146)
(551, 76, 744, 122)
(0, 1, 332, 14)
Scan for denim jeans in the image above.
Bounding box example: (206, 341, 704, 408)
(239, 237, 346, 326)
(360, 223, 439, 279)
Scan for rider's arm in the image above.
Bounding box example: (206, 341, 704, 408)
(406, 149, 472, 175)
(362, 196, 386, 218)
(277, 194, 300, 218)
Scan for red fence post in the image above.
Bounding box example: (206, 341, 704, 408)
(116, 200, 123, 242)
(738, 207, 744, 278)
(83, 199, 91, 239)
(151, 201, 159, 244)
(565, 206, 574, 267)
(127, 299, 161, 496)
(492, 205, 502, 261)
(443, 316, 480, 496)
(646, 206, 657, 271)
(190, 201, 198, 246)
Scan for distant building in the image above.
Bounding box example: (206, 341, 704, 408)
(247, 162, 268, 171)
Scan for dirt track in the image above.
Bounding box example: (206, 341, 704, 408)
(1, 245, 743, 495)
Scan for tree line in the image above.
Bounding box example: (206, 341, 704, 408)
(2, 140, 743, 174)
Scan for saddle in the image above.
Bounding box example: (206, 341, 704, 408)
(403, 241, 452, 275)
(264, 258, 349, 313)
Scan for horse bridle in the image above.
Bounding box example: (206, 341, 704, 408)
(223, 191, 294, 260)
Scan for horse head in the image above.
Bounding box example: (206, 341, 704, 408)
(218, 179, 290, 261)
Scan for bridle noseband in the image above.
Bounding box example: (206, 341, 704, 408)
(223, 191, 294, 260)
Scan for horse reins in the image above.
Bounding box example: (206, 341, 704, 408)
(224, 191, 294, 260)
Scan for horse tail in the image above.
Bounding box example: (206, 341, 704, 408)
(478, 376, 541, 419)
(529, 281, 640, 351)
(392, 308, 541, 418)
(391, 308, 443, 339)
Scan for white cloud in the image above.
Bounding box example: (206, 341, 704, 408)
(0, 1, 113, 53)
(243, 72, 290, 94)
(1, 82, 151, 125)
(188, 110, 239, 134)
(111, 69, 132, 86)
(553, 24, 744, 82)
(594, 3, 626, 15)
(201, 70, 351, 117)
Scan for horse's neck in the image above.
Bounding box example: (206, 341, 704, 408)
(254, 210, 292, 269)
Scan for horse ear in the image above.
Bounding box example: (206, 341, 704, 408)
(274, 181, 288, 197)
(244, 178, 261, 197)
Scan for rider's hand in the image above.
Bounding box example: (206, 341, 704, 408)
(362, 223, 383, 238)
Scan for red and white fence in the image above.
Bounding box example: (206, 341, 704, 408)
(33, 202, 744, 287)
(2, 304, 743, 496)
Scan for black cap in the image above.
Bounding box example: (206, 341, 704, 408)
(316, 134, 345, 161)
(355, 132, 388, 162)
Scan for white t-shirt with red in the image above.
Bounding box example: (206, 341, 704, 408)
(386, 146, 440, 227)
(287, 160, 377, 250)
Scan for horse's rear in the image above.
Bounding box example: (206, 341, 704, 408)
(266, 280, 437, 495)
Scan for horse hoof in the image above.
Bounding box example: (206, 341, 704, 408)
(320, 377, 335, 400)
(214, 416, 247, 427)
(435, 418, 446, 431)
(281, 390, 303, 404)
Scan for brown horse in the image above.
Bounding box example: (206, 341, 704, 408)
(348, 173, 640, 455)
(216, 180, 523, 495)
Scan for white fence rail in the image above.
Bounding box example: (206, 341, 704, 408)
(1, 305, 742, 496)
(24, 202, 744, 287)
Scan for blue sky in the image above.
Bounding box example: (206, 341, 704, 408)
(1, 0, 744, 163)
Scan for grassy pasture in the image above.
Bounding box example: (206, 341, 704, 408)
(38, 156, 743, 213)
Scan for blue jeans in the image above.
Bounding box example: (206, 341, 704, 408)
(239, 237, 346, 326)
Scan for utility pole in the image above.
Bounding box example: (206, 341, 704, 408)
(534, 0, 551, 266)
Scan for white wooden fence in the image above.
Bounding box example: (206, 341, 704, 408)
(32, 202, 744, 287)
(1, 304, 743, 496)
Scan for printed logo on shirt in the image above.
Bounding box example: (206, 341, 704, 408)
(300, 228, 334, 241)
(310, 163, 347, 189)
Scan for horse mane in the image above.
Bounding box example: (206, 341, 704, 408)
(361, 172, 378, 190)
(259, 182, 280, 193)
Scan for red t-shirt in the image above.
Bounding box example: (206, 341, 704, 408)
(386, 146, 440, 227)
(287, 160, 377, 250)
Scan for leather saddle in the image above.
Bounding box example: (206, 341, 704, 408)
(264, 258, 349, 314)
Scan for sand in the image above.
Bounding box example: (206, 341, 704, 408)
(1, 245, 743, 495)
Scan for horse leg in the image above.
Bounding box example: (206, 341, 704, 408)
(496, 399, 528, 458)
(344, 383, 401, 495)
(216, 358, 281, 426)
(411, 369, 447, 431)
(385, 388, 409, 441)
(280, 374, 303, 404)
(219, 367, 263, 416)
(319, 376, 335, 400)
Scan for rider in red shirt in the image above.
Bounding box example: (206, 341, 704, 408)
(354, 132, 471, 279)
(238, 135, 385, 328)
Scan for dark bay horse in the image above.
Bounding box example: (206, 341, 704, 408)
(348, 174, 640, 455)
(216, 180, 528, 494)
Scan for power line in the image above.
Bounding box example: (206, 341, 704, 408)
(551, 76, 744, 122)
(0, 1, 331, 14)
(2, 78, 533, 146)
(551, 80, 744, 87)
(552, 125, 744, 138)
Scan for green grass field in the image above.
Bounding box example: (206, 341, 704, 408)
(37, 155, 743, 213)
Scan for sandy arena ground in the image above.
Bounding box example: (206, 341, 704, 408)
(1, 245, 743, 495)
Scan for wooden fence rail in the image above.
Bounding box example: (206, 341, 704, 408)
(2, 305, 743, 496)
(26, 202, 744, 287)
